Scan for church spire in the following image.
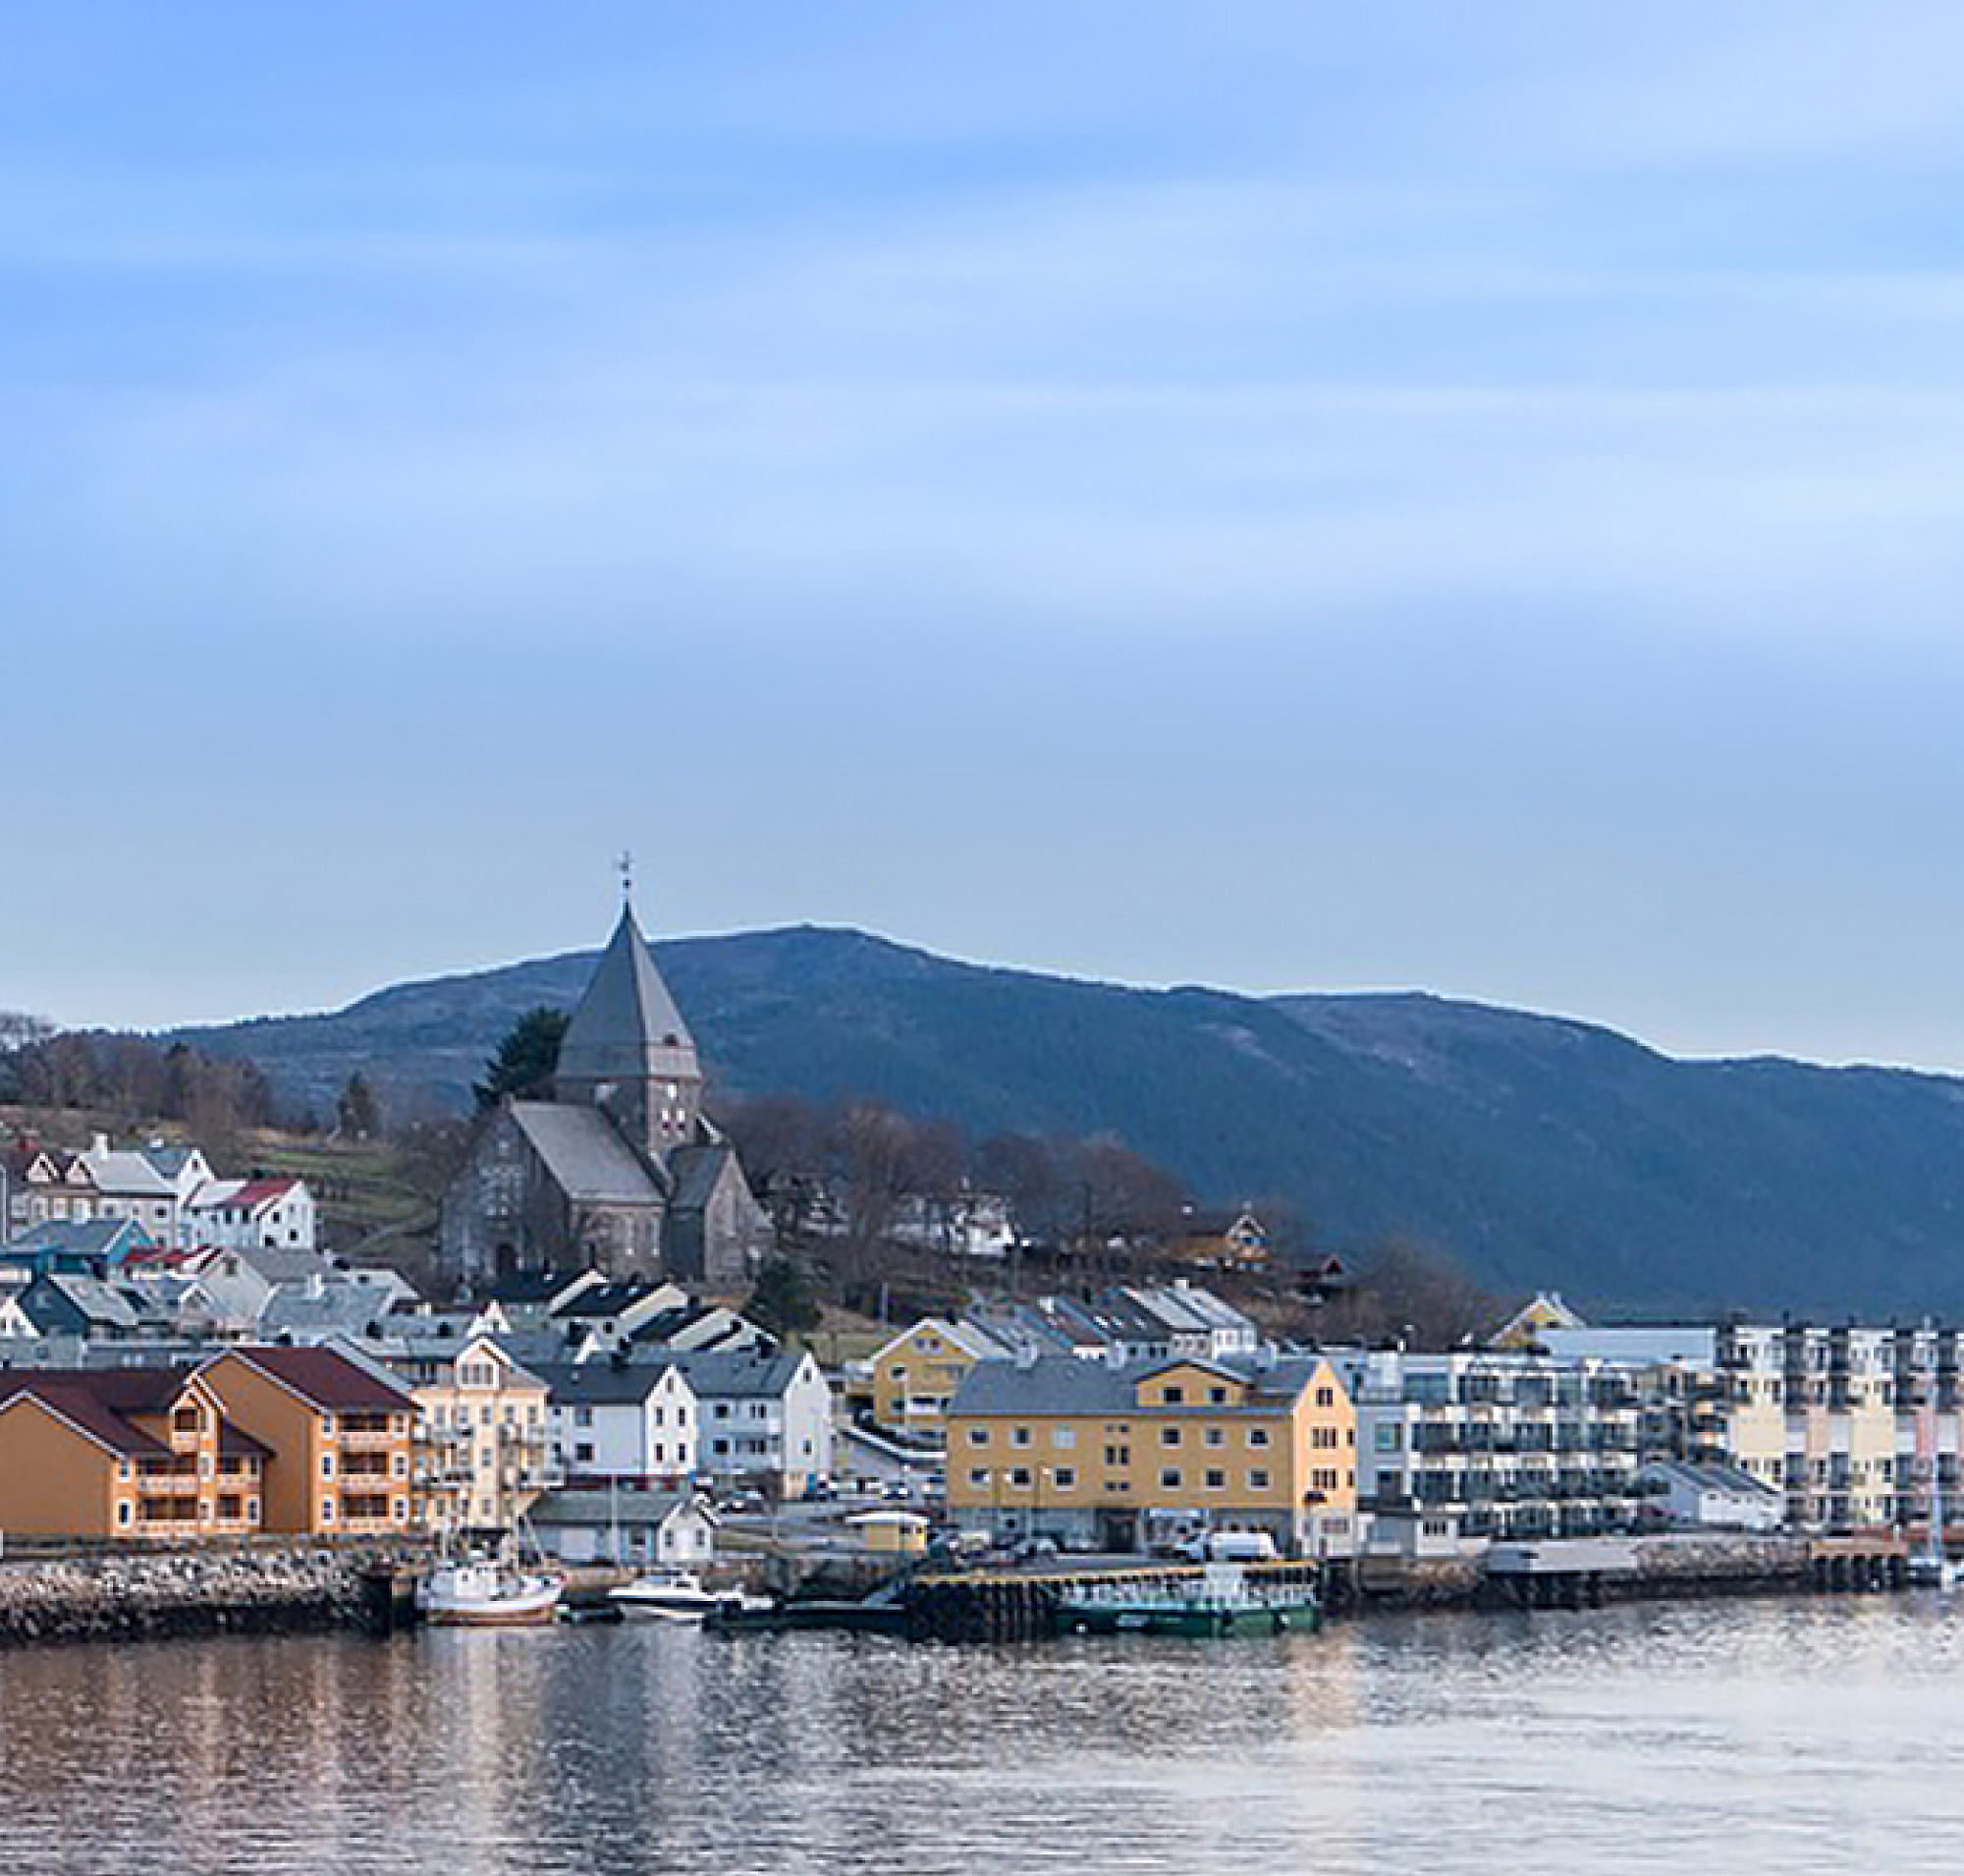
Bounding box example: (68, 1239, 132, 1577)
(554, 892, 703, 1154)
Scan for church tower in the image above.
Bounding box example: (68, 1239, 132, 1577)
(553, 902, 705, 1157)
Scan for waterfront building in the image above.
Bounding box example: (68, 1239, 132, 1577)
(437, 903, 775, 1290)
(945, 1351, 1358, 1557)
(393, 1334, 550, 1538)
(1637, 1459, 1784, 1531)
(0, 1365, 266, 1539)
(197, 1346, 417, 1536)
(674, 1348, 835, 1498)
(537, 1359, 698, 1488)
(527, 1486, 717, 1569)
(1337, 1349, 1646, 1552)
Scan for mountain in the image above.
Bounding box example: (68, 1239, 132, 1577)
(171, 925, 1964, 1316)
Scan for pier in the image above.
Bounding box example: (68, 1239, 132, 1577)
(901, 1560, 1326, 1642)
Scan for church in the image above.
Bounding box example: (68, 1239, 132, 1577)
(437, 903, 775, 1293)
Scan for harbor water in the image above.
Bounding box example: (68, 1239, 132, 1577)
(5, 1597, 1964, 1874)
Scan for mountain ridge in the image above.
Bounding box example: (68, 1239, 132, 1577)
(167, 924, 1964, 1318)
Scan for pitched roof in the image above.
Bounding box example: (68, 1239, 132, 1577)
(209, 1345, 416, 1411)
(951, 1352, 1327, 1417)
(668, 1348, 812, 1400)
(666, 1142, 733, 1212)
(555, 907, 698, 1087)
(508, 1103, 664, 1206)
(533, 1359, 683, 1405)
(3, 1218, 155, 1259)
(528, 1487, 710, 1525)
(0, 1366, 199, 1457)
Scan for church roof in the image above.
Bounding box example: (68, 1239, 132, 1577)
(509, 1103, 665, 1207)
(556, 907, 697, 1088)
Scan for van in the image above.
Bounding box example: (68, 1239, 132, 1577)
(1200, 1530, 1279, 1564)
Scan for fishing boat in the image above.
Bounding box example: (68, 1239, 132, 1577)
(417, 1557, 565, 1628)
(1054, 1562, 1319, 1638)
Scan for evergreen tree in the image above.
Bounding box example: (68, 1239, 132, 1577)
(337, 1072, 382, 1139)
(746, 1255, 822, 1343)
(474, 1007, 571, 1109)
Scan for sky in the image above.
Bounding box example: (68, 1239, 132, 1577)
(11, 2, 1964, 1067)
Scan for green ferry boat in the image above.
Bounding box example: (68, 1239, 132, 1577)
(1054, 1563, 1320, 1638)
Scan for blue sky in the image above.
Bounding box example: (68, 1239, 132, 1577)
(11, 2, 1964, 1066)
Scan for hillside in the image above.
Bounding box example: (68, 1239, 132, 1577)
(172, 926, 1964, 1317)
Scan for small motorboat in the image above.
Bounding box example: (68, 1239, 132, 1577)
(610, 1568, 724, 1623)
(417, 1559, 564, 1628)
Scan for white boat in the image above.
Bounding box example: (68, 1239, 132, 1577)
(417, 1559, 565, 1628)
(609, 1568, 724, 1623)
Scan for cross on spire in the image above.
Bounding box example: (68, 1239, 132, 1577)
(617, 850, 633, 906)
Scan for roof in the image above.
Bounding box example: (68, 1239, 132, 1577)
(139, 1144, 204, 1180)
(507, 1103, 664, 1206)
(1641, 1459, 1782, 1500)
(532, 1359, 683, 1406)
(188, 1178, 300, 1215)
(2, 1218, 155, 1259)
(552, 1281, 660, 1319)
(0, 1366, 204, 1457)
(666, 1142, 733, 1212)
(208, 1345, 416, 1411)
(555, 906, 698, 1087)
(483, 1268, 598, 1307)
(528, 1487, 710, 1526)
(950, 1352, 1328, 1417)
(25, 1275, 144, 1331)
(668, 1348, 814, 1401)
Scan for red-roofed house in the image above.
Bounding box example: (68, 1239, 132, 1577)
(184, 1178, 318, 1252)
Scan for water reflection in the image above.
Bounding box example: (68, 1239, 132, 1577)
(3, 1600, 1964, 1874)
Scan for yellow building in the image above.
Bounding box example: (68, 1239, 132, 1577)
(197, 1346, 417, 1537)
(0, 1367, 266, 1540)
(946, 1352, 1356, 1557)
(404, 1335, 550, 1538)
(868, 1317, 1003, 1436)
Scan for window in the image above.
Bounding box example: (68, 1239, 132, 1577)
(1160, 1467, 1182, 1490)
(573, 1407, 593, 1428)
(1208, 1387, 1228, 1406)
(1009, 1468, 1032, 1488)
(321, 1454, 335, 1478)
(1247, 1427, 1271, 1449)
(1315, 1386, 1335, 1407)
(968, 1468, 990, 1488)
(1374, 1423, 1403, 1453)
(1204, 1427, 1225, 1449)
(1161, 1426, 1182, 1448)
(574, 1442, 594, 1463)
(1010, 1426, 1032, 1448)
(1162, 1385, 1185, 1405)
(1053, 1467, 1076, 1489)
(1249, 1468, 1271, 1490)
(1052, 1427, 1076, 1450)
(1205, 1469, 1226, 1491)
(321, 1498, 336, 1524)
(1103, 1445, 1129, 1466)
(116, 1500, 132, 1527)
(967, 1427, 989, 1447)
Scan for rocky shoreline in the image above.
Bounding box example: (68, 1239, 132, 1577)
(0, 1543, 426, 1646)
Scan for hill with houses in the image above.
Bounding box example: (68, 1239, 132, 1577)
(171, 925, 1964, 1319)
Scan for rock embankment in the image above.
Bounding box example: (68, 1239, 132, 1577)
(0, 1543, 424, 1646)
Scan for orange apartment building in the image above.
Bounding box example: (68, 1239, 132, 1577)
(196, 1347, 417, 1537)
(0, 1367, 268, 1539)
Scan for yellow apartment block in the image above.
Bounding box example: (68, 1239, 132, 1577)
(408, 1335, 550, 1537)
(868, 1318, 1002, 1436)
(946, 1352, 1357, 1557)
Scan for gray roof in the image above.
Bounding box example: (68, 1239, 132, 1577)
(528, 1488, 710, 1526)
(555, 907, 698, 1087)
(509, 1103, 664, 1206)
(1641, 1459, 1782, 1500)
(951, 1352, 1326, 1417)
(668, 1348, 811, 1401)
(667, 1142, 732, 1213)
(2, 1219, 152, 1259)
(27, 1275, 145, 1331)
(534, 1359, 682, 1406)
(257, 1284, 394, 1340)
(218, 1244, 339, 1288)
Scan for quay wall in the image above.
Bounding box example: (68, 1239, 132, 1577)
(0, 1540, 428, 1646)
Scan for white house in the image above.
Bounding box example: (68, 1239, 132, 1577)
(526, 1487, 718, 1568)
(675, 1348, 834, 1499)
(1638, 1460, 1786, 1532)
(184, 1178, 318, 1252)
(538, 1360, 698, 1486)
(77, 1137, 215, 1246)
